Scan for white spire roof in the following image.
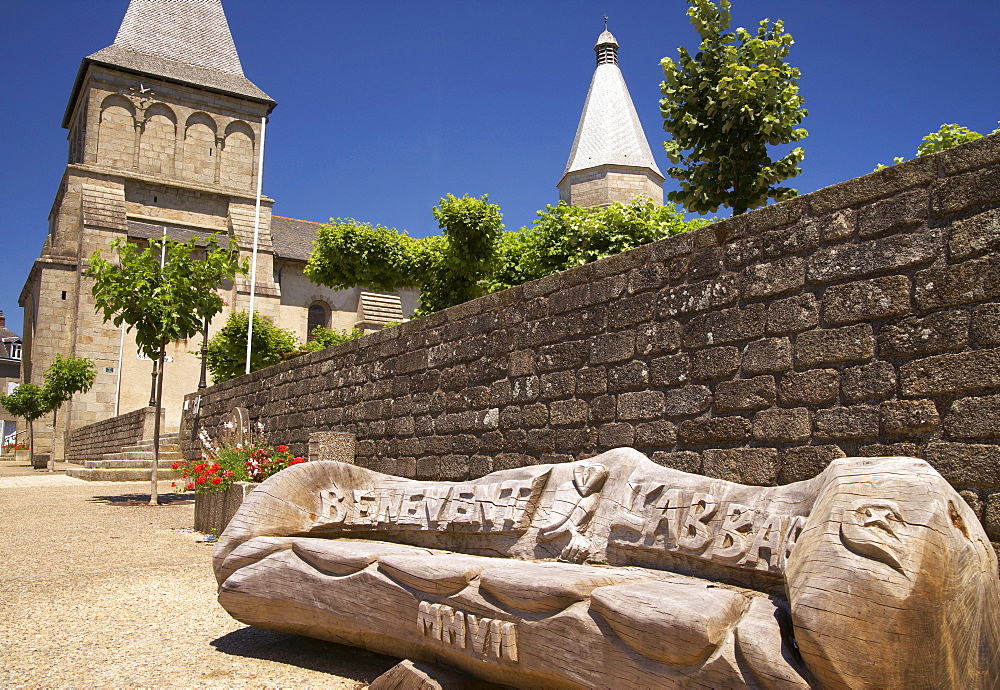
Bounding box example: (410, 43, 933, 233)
(562, 31, 662, 179)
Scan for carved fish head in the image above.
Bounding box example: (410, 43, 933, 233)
(839, 499, 908, 575)
(786, 457, 1000, 688)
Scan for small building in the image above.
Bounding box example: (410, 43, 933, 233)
(0, 311, 24, 446)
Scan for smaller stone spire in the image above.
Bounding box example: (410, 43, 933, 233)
(559, 25, 664, 208)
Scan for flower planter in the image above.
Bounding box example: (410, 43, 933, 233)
(194, 481, 255, 535)
(13, 449, 30, 463)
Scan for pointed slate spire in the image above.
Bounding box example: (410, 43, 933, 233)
(75, 0, 273, 115)
(558, 27, 663, 207)
(112, 0, 246, 76)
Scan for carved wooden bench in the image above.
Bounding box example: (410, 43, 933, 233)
(214, 449, 1000, 688)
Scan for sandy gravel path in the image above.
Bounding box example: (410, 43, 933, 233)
(0, 466, 398, 688)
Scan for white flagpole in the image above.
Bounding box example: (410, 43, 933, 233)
(114, 322, 125, 416)
(245, 115, 267, 375)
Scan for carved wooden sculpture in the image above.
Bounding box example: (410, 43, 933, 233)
(214, 450, 1000, 688)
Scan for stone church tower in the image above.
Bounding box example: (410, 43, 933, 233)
(17, 0, 322, 455)
(558, 29, 665, 207)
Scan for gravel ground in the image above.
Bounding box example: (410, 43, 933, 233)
(0, 461, 399, 688)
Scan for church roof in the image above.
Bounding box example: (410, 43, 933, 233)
(126, 216, 323, 263)
(64, 0, 272, 127)
(270, 215, 324, 262)
(561, 32, 662, 181)
(86, 44, 272, 102)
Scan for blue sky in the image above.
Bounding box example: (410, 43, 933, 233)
(2, 1, 998, 332)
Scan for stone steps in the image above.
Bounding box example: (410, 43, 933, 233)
(82, 457, 180, 470)
(130, 433, 180, 449)
(65, 466, 178, 482)
(93, 450, 183, 463)
(67, 439, 186, 482)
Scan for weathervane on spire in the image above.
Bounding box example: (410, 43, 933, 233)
(595, 16, 618, 66)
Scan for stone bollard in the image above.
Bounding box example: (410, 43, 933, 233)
(308, 432, 357, 464)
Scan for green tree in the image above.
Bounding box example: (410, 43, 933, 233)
(304, 326, 363, 352)
(205, 310, 301, 383)
(305, 194, 504, 316)
(308, 195, 707, 314)
(486, 199, 707, 292)
(86, 234, 245, 505)
(0, 384, 48, 463)
(424, 193, 505, 313)
(916, 124, 982, 156)
(660, 0, 807, 215)
(42, 354, 96, 470)
(0, 355, 96, 470)
(874, 123, 1000, 170)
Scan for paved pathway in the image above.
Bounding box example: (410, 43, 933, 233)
(0, 460, 397, 687)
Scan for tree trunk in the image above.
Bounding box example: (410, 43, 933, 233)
(150, 345, 166, 506)
(28, 419, 34, 466)
(48, 408, 57, 472)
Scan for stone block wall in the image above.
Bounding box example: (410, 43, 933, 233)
(66, 406, 156, 463)
(181, 134, 1000, 551)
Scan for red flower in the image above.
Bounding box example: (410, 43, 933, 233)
(170, 482, 177, 487)
(186, 483, 195, 491)
(170, 462, 180, 470)
(194, 463, 205, 472)
(211, 463, 220, 472)
(277, 445, 288, 453)
(291, 457, 305, 464)
(211, 476, 223, 485)
(196, 476, 207, 484)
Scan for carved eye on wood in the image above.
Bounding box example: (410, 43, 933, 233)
(839, 499, 907, 575)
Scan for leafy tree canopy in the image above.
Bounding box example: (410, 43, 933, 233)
(307, 195, 708, 315)
(0, 356, 97, 423)
(205, 313, 364, 382)
(0, 383, 48, 424)
(874, 123, 1000, 171)
(1, 355, 95, 465)
(660, 0, 807, 215)
(87, 233, 245, 502)
(305, 194, 504, 316)
(486, 199, 707, 292)
(205, 311, 301, 383)
(305, 326, 363, 352)
(42, 354, 96, 409)
(87, 235, 246, 359)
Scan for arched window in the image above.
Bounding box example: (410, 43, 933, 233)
(307, 303, 329, 340)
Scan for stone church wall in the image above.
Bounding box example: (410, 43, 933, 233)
(180, 134, 1000, 551)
